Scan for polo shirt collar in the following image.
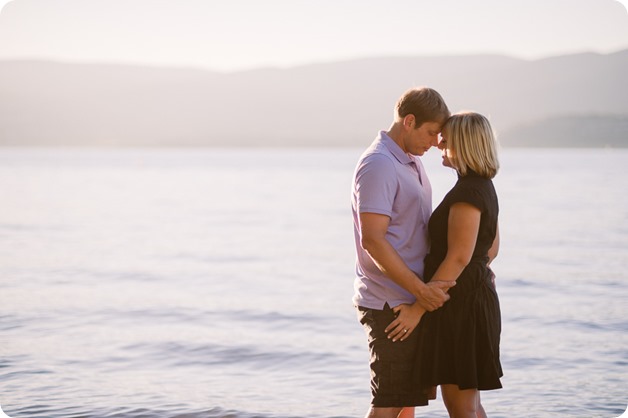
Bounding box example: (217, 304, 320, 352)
(378, 131, 413, 165)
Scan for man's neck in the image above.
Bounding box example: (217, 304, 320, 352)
(386, 122, 407, 154)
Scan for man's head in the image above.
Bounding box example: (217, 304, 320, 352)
(395, 87, 450, 128)
(392, 87, 450, 156)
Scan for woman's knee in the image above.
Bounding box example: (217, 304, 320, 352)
(441, 385, 478, 417)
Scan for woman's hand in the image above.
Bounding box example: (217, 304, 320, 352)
(384, 302, 425, 342)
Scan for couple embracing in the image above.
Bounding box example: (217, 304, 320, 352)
(351, 87, 502, 418)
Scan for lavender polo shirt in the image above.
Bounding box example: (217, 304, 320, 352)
(351, 131, 432, 310)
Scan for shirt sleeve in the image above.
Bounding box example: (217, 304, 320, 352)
(354, 153, 398, 217)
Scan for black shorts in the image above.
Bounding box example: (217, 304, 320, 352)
(356, 303, 430, 408)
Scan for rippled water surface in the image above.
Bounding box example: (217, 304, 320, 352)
(1, 148, 627, 417)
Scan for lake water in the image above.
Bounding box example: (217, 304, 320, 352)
(1, 147, 627, 418)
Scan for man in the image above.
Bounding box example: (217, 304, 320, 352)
(352, 87, 454, 418)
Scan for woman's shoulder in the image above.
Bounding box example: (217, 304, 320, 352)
(457, 173, 495, 193)
(448, 174, 497, 211)
(455, 172, 490, 187)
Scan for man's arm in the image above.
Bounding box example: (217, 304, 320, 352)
(359, 212, 453, 311)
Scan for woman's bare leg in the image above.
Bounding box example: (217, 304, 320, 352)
(476, 392, 487, 418)
(397, 407, 414, 418)
(441, 384, 479, 418)
(364, 406, 403, 418)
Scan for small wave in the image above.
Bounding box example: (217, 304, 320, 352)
(167, 253, 264, 264)
(0, 223, 67, 233)
(87, 307, 338, 333)
(502, 278, 536, 287)
(120, 339, 336, 370)
(4, 403, 312, 418)
(544, 318, 627, 332)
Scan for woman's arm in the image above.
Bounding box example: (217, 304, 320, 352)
(487, 222, 500, 265)
(429, 202, 481, 283)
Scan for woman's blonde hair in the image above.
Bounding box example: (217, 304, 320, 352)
(443, 112, 500, 179)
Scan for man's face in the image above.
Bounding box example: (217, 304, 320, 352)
(404, 120, 441, 156)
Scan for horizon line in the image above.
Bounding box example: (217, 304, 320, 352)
(0, 47, 626, 74)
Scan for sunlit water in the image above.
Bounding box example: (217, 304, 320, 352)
(1, 147, 626, 418)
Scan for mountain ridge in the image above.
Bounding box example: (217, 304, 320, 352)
(1, 49, 626, 147)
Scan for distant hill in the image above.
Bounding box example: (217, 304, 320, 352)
(501, 115, 628, 147)
(0, 50, 627, 147)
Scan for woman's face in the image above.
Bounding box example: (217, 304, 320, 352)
(438, 133, 455, 168)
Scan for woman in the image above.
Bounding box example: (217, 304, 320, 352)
(386, 112, 502, 418)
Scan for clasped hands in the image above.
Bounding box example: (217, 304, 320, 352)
(385, 280, 455, 342)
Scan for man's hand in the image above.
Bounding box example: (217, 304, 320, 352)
(416, 281, 455, 311)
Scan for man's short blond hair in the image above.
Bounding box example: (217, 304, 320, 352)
(395, 87, 450, 127)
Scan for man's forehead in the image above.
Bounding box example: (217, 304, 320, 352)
(422, 121, 443, 130)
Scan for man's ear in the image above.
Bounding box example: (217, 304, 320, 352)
(403, 114, 415, 130)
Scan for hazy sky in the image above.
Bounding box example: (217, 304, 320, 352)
(0, 0, 627, 72)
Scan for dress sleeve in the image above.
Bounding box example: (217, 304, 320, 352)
(450, 181, 488, 213)
(354, 153, 398, 217)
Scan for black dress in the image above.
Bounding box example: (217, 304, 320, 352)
(413, 170, 503, 391)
